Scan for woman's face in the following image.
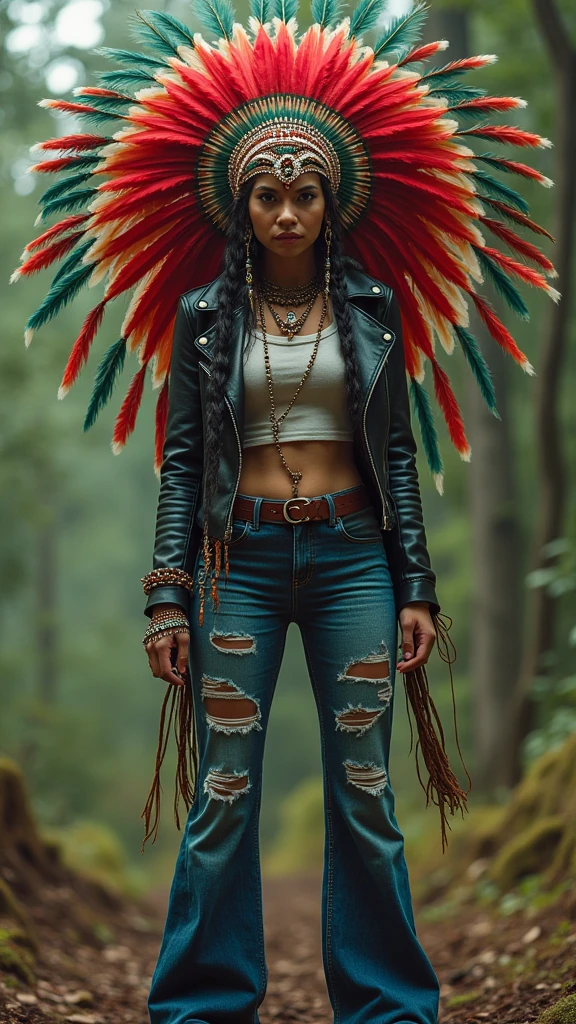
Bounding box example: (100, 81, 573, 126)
(247, 171, 326, 259)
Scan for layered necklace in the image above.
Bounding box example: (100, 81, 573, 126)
(260, 274, 323, 339)
(256, 257, 330, 498)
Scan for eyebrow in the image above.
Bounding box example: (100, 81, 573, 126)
(253, 182, 319, 193)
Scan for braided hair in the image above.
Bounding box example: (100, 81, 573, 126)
(197, 177, 364, 624)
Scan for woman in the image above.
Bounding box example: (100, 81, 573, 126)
(142, 165, 444, 1023)
(15, 0, 555, 1020)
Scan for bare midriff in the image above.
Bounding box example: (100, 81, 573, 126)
(238, 439, 363, 499)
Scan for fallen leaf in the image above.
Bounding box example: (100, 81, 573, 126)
(16, 993, 38, 1004)
(522, 925, 541, 944)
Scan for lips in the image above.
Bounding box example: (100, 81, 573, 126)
(275, 233, 301, 240)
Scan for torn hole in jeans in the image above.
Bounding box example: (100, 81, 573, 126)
(201, 675, 262, 734)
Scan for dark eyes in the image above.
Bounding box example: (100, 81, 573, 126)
(258, 191, 317, 203)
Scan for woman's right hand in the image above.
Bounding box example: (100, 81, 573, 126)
(144, 603, 190, 687)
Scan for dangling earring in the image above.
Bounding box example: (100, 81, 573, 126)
(324, 221, 332, 296)
(245, 225, 254, 311)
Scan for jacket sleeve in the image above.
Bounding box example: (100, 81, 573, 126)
(382, 292, 441, 617)
(143, 295, 204, 620)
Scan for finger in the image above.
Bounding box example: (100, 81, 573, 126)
(397, 619, 415, 666)
(398, 631, 435, 672)
(175, 631, 190, 677)
(145, 640, 161, 678)
(157, 638, 185, 687)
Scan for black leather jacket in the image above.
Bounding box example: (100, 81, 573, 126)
(144, 263, 440, 619)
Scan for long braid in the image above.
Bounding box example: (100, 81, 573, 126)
(323, 189, 362, 431)
(197, 186, 252, 625)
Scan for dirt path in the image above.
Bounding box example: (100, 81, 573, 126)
(1, 874, 574, 1023)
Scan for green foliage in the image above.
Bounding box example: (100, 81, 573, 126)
(524, 538, 576, 763)
(536, 994, 576, 1024)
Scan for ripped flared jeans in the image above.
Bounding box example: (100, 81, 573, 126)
(147, 485, 441, 1024)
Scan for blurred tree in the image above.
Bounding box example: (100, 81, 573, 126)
(512, 0, 576, 782)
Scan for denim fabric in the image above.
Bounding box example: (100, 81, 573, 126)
(148, 484, 440, 1024)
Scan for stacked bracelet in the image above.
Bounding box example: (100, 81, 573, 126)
(141, 567, 195, 595)
(143, 608, 190, 647)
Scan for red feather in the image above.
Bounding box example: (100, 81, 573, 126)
(472, 294, 530, 366)
(399, 41, 448, 65)
(31, 134, 106, 152)
(23, 215, 89, 253)
(18, 231, 86, 276)
(482, 200, 555, 240)
(112, 364, 147, 452)
(59, 301, 107, 394)
(459, 125, 547, 148)
(431, 360, 470, 455)
(480, 217, 555, 272)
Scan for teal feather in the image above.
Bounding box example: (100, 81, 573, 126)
(146, 10, 197, 48)
(25, 262, 95, 332)
(373, 1, 428, 61)
(474, 246, 530, 320)
(50, 240, 95, 287)
(476, 151, 531, 181)
(409, 378, 443, 476)
(454, 326, 500, 415)
(249, 0, 271, 21)
(95, 68, 157, 92)
(421, 62, 471, 87)
(269, 0, 298, 20)
(127, 10, 189, 57)
(94, 46, 167, 70)
(190, 0, 236, 39)
(37, 187, 98, 222)
(83, 339, 127, 431)
(471, 169, 529, 214)
(350, 0, 387, 38)
(478, 194, 532, 227)
(39, 170, 95, 207)
(310, 0, 343, 27)
(58, 104, 126, 127)
(75, 92, 133, 112)
(427, 86, 486, 104)
(447, 103, 498, 123)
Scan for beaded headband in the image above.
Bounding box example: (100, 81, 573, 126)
(228, 120, 341, 196)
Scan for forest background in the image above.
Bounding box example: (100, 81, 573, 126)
(0, 0, 574, 895)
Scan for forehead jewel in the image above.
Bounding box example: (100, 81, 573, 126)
(229, 120, 341, 196)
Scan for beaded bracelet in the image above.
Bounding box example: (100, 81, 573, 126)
(141, 567, 195, 595)
(142, 625, 190, 648)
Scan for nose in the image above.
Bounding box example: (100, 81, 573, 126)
(276, 199, 298, 228)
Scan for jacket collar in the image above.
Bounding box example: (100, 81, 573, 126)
(189, 263, 392, 315)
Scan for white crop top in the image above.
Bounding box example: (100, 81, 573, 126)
(242, 320, 353, 448)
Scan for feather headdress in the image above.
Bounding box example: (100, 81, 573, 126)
(12, 0, 557, 493)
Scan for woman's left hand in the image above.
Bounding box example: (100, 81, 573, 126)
(396, 601, 436, 673)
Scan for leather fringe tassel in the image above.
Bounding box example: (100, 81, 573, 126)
(402, 611, 472, 853)
(197, 531, 230, 627)
(141, 530, 231, 850)
(140, 667, 198, 852)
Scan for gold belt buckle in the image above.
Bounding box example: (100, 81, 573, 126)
(283, 496, 312, 523)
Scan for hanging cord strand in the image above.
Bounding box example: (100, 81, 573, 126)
(140, 665, 198, 852)
(402, 611, 472, 853)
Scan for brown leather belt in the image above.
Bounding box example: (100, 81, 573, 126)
(232, 483, 372, 525)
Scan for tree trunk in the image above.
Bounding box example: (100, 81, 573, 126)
(509, 0, 575, 784)
(424, 8, 524, 795)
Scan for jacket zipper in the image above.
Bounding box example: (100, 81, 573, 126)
(362, 345, 395, 530)
(223, 393, 243, 542)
